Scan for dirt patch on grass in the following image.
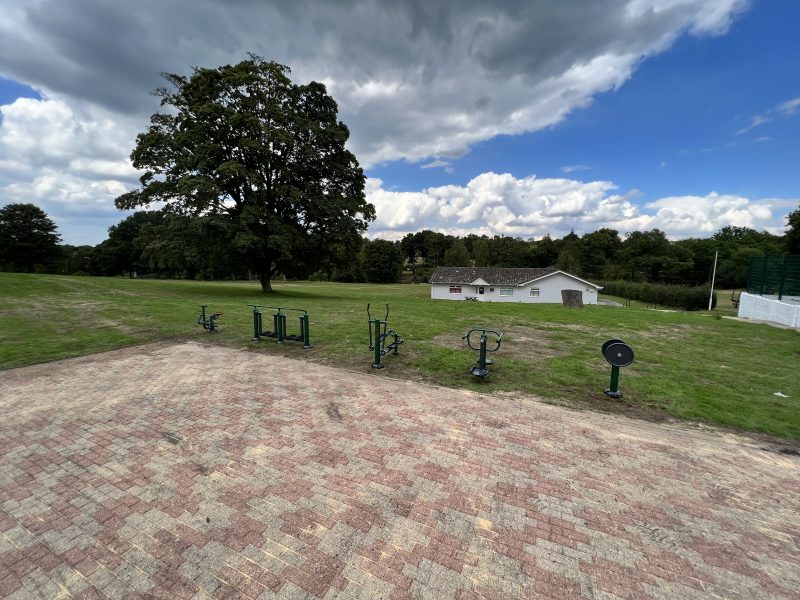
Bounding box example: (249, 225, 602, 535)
(639, 323, 712, 341)
(432, 326, 567, 361)
(537, 322, 592, 331)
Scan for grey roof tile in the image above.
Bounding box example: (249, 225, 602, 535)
(429, 266, 559, 285)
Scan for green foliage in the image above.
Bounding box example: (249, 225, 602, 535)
(0, 203, 62, 272)
(471, 238, 491, 267)
(360, 239, 403, 283)
(59, 245, 97, 275)
(602, 280, 716, 310)
(579, 228, 621, 280)
(442, 240, 471, 266)
(116, 55, 374, 292)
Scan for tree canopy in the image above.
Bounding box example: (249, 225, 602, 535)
(116, 55, 375, 291)
(0, 203, 62, 272)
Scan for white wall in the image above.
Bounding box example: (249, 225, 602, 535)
(737, 292, 800, 328)
(431, 273, 599, 304)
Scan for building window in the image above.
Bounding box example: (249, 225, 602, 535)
(478, 286, 484, 294)
(499, 288, 514, 297)
(449, 286, 462, 294)
(530, 288, 540, 297)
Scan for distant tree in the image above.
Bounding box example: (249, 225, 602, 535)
(400, 232, 422, 265)
(580, 228, 621, 280)
(0, 203, 62, 272)
(472, 237, 492, 266)
(442, 240, 471, 266)
(786, 207, 800, 254)
(361, 239, 403, 283)
(555, 230, 582, 274)
(95, 211, 166, 276)
(618, 229, 673, 281)
(530, 235, 559, 267)
(60, 245, 98, 275)
(115, 55, 374, 292)
(492, 236, 530, 267)
(704, 225, 786, 288)
(418, 230, 450, 266)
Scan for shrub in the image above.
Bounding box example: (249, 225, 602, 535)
(602, 280, 716, 310)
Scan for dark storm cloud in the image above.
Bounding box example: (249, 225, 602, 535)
(1, 1, 747, 162)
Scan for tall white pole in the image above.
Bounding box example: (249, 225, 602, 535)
(708, 250, 718, 311)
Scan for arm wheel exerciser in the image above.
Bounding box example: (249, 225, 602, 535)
(463, 328, 504, 378)
(197, 305, 223, 332)
(248, 305, 311, 349)
(368, 303, 403, 369)
(601, 339, 634, 398)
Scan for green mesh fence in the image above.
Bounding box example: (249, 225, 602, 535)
(746, 255, 800, 300)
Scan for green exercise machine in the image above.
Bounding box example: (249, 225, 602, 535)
(368, 304, 403, 368)
(463, 328, 504, 378)
(601, 339, 634, 398)
(197, 305, 223, 332)
(248, 305, 311, 349)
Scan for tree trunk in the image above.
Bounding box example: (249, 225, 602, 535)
(258, 270, 272, 292)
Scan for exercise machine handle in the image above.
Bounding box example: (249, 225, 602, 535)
(463, 328, 504, 352)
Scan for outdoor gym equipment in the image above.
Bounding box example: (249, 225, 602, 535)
(197, 305, 223, 332)
(463, 328, 504, 378)
(368, 304, 403, 369)
(601, 339, 634, 398)
(248, 305, 311, 348)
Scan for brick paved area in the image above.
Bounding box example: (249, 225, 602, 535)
(1, 342, 798, 599)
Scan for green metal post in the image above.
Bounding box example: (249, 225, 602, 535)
(393, 332, 400, 355)
(372, 319, 383, 368)
(478, 334, 487, 371)
(604, 366, 623, 398)
(301, 314, 311, 349)
(276, 312, 285, 343)
(252, 309, 261, 340)
(609, 366, 620, 393)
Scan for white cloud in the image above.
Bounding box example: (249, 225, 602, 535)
(420, 159, 454, 173)
(0, 96, 141, 244)
(561, 165, 590, 174)
(776, 97, 800, 115)
(736, 114, 770, 135)
(366, 173, 794, 241)
(737, 95, 800, 135)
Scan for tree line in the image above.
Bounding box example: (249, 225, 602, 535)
(2, 200, 799, 291)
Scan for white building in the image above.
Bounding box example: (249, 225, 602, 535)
(429, 267, 602, 304)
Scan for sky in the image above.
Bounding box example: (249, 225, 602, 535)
(0, 0, 798, 246)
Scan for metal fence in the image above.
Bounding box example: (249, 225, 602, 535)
(746, 255, 800, 300)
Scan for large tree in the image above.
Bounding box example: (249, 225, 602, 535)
(116, 56, 374, 291)
(0, 203, 62, 272)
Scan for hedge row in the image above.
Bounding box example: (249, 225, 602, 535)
(602, 280, 716, 311)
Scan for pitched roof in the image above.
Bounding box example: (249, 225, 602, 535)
(429, 266, 557, 285)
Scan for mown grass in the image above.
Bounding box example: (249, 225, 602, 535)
(1, 273, 798, 440)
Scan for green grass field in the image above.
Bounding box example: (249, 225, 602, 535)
(1, 273, 798, 440)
